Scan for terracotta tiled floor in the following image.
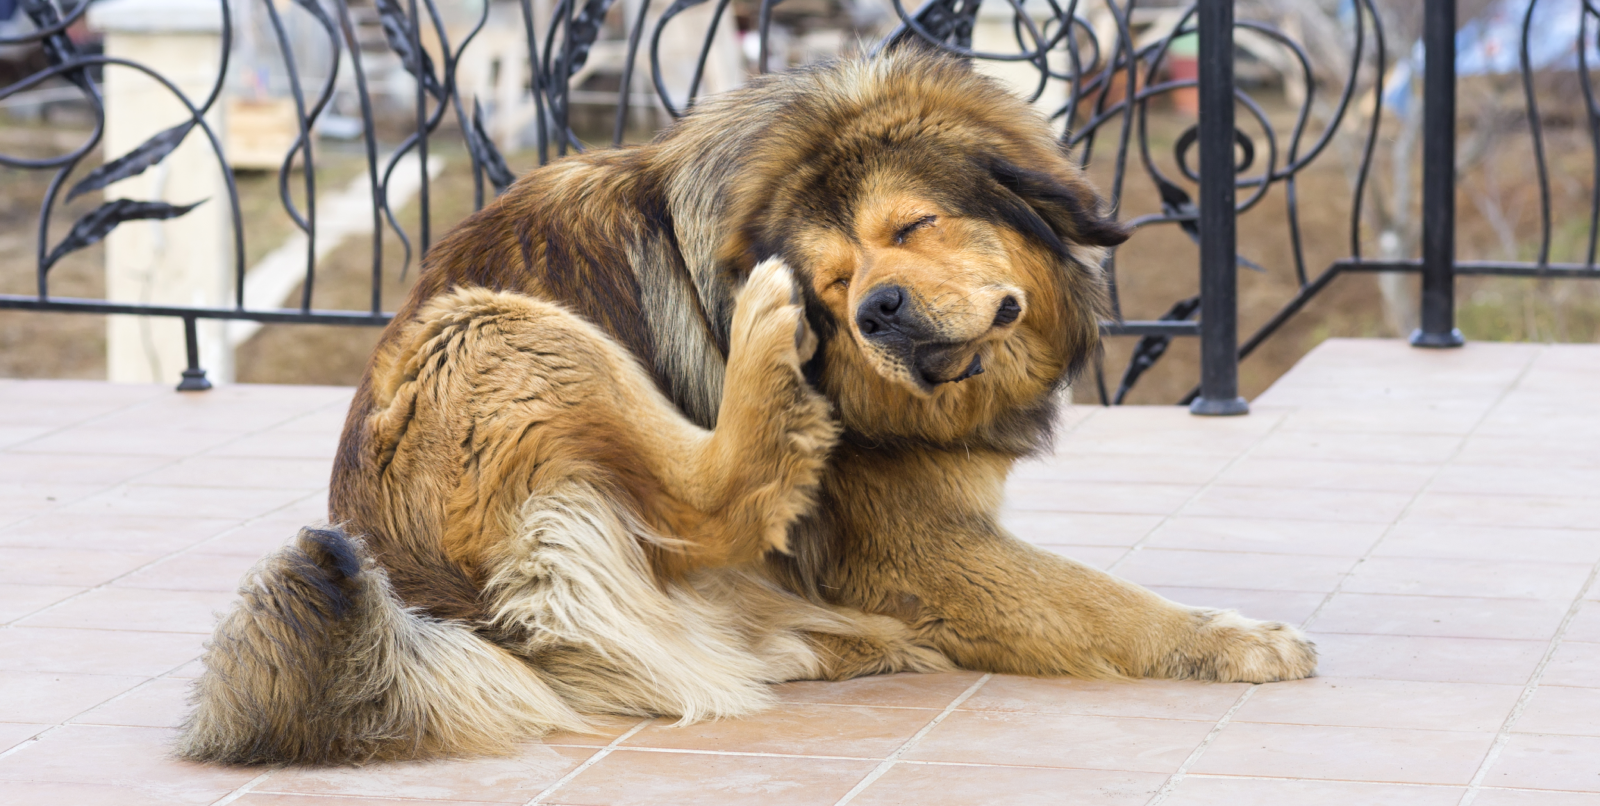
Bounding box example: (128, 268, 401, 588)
(1, 338, 1598, 805)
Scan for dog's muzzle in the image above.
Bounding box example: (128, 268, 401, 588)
(856, 285, 1010, 389)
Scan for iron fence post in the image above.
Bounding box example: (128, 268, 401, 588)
(1413, 0, 1466, 347)
(177, 315, 212, 391)
(1189, 0, 1249, 416)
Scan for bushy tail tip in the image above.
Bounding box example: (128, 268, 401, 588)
(176, 526, 584, 765)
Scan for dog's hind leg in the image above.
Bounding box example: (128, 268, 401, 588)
(686, 569, 954, 681)
(385, 259, 837, 582)
(343, 270, 840, 721)
(800, 615, 956, 680)
(480, 495, 948, 719)
(481, 481, 824, 722)
(182, 267, 835, 762)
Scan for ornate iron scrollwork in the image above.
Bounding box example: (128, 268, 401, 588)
(0, 0, 1595, 399)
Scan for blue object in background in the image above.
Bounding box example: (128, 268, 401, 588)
(1456, 0, 1594, 75)
(1340, 0, 1594, 125)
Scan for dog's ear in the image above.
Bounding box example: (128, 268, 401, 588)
(981, 157, 1130, 254)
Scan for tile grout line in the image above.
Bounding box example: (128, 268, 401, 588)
(3, 356, 1584, 796)
(1181, 771, 1464, 788)
(1141, 683, 1259, 805)
(207, 768, 278, 806)
(0, 719, 189, 764)
(0, 390, 189, 533)
(0, 485, 329, 629)
(540, 740, 1436, 774)
(0, 486, 329, 739)
(218, 791, 472, 805)
(0, 725, 58, 764)
(59, 632, 220, 727)
(581, 744, 1173, 766)
(59, 674, 175, 729)
(1456, 557, 1600, 806)
(0, 397, 344, 732)
(1103, 414, 1290, 575)
(1, 421, 333, 548)
(0, 392, 348, 539)
(3, 390, 332, 806)
(1055, 403, 1102, 440)
(2, 387, 174, 452)
(610, 746, 902, 762)
(0, 381, 348, 458)
(1297, 348, 1545, 634)
(0, 399, 353, 595)
(524, 719, 654, 805)
(830, 672, 993, 806)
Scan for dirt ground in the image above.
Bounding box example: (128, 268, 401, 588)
(2, 102, 1597, 405)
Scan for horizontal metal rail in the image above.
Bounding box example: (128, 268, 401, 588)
(1101, 321, 1203, 337)
(0, 295, 393, 326)
(0, 293, 1196, 336)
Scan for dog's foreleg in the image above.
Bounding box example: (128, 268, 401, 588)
(820, 451, 1317, 684)
(396, 276, 834, 578)
(909, 534, 1320, 683)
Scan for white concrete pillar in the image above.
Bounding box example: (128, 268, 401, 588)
(91, 0, 234, 385)
(972, 0, 1068, 118)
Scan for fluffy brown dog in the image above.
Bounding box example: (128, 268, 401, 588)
(178, 51, 1316, 766)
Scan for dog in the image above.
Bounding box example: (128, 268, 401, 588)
(178, 50, 1317, 766)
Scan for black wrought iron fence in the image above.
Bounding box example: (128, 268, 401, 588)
(0, 0, 1596, 410)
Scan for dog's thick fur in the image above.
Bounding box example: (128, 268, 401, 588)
(179, 51, 1316, 766)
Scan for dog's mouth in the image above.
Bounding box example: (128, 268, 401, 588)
(912, 344, 984, 391)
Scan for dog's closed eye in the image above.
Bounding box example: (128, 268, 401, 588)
(894, 215, 937, 244)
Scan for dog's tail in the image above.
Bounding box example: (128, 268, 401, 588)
(175, 526, 585, 765)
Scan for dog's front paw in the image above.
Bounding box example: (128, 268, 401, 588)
(1161, 609, 1318, 683)
(730, 258, 815, 372)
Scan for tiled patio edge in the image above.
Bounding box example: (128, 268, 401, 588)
(1458, 559, 1600, 806)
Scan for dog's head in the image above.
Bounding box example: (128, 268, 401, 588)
(709, 53, 1126, 451)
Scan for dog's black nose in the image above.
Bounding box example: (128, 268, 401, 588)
(856, 285, 907, 338)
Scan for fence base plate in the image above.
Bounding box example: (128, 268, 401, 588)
(1409, 328, 1466, 349)
(1189, 396, 1250, 416)
(177, 368, 213, 392)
